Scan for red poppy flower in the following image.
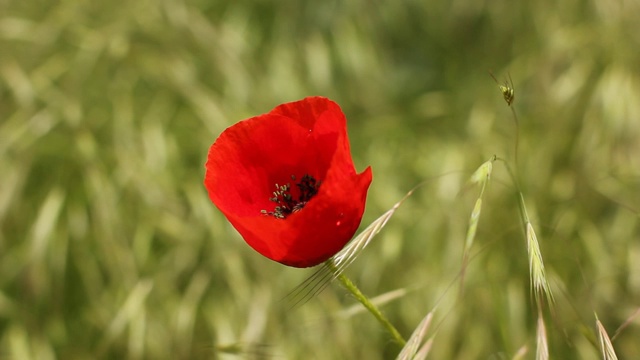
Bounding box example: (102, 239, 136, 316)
(204, 96, 372, 267)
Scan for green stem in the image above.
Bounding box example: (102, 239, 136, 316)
(328, 263, 406, 346)
(497, 158, 529, 227)
(511, 105, 520, 172)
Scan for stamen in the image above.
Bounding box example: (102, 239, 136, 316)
(262, 174, 321, 219)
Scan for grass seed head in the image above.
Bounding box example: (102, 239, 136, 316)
(526, 222, 554, 307)
(595, 315, 619, 360)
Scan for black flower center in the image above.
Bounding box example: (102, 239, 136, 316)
(261, 174, 321, 219)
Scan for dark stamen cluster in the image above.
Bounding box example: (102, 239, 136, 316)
(261, 174, 321, 219)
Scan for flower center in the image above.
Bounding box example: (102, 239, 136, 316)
(261, 174, 321, 219)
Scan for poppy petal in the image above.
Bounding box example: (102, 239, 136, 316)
(204, 96, 372, 267)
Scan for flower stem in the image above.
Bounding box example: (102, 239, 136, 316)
(328, 263, 406, 346)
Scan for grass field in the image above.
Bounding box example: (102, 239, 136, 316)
(1, 0, 639, 358)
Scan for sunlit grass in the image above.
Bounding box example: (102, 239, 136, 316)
(1, 0, 639, 359)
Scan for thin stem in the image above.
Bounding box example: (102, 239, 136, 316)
(511, 105, 520, 172)
(496, 158, 529, 228)
(327, 262, 406, 346)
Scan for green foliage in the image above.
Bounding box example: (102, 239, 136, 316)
(1, 0, 639, 358)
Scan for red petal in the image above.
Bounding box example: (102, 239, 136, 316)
(204, 97, 372, 267)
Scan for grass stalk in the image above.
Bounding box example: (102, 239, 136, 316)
(327, 261, 406, 346)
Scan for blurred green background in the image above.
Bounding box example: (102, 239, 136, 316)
(1, 0, 639, 358)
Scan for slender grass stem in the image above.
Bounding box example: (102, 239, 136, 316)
(327, 261, 407, 346)
(511, 105, 520, 172)
(497, 158, 528, 226)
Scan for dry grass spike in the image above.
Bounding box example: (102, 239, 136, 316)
(595, 314, 619, 360)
